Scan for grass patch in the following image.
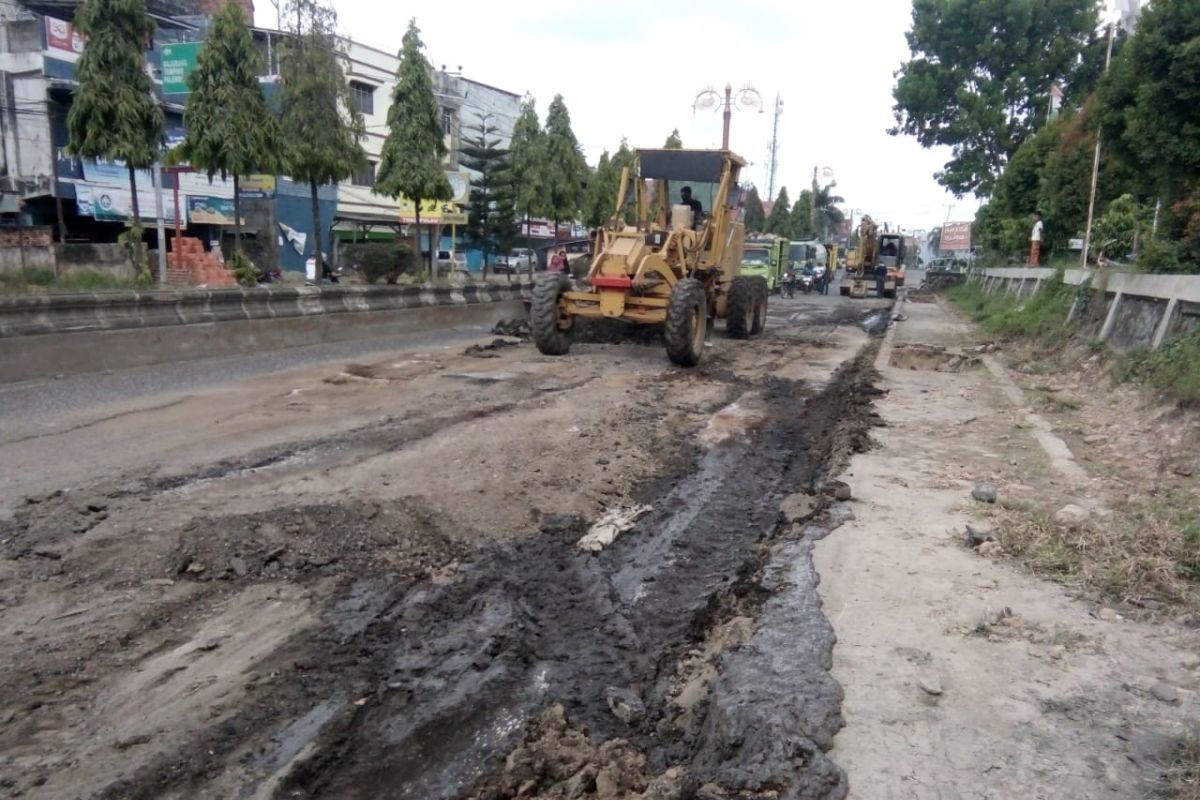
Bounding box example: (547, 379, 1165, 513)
(946, 272, 1075, 343)
(1113, 330, 1200, 404)
(1161, 737, 1200, 800)
(991, 493, 1200, 610)
(0, 269, 144, 294)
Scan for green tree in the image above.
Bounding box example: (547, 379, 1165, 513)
(376, 19, 452, 275)
(765, 187, 792, 238)
(813, 184, 845, 240)
(1093, 193, 1148, 259)
(1099, 0, 1200, 205)
(67, 0, 165, 256)
(543, 94, 587, 240)
(664, 129, 683, 149)
(583, 150, 615, 229)
(743, 185, 766, 232)
(790, 190, 814, 238)
(891, 0, 1099, 196)
(278, 0, 367, 277)
(461, 113, 513, 272)
(177, 0, 279, 253)
(508, 96, 547, 272)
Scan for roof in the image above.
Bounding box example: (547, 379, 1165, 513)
(637, 149, 745, 182)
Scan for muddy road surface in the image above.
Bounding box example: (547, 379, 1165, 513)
(0, 293, 888, 800)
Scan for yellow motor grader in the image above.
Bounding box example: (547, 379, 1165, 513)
(531, 148, 769, 367)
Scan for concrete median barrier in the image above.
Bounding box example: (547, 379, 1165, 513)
(0, 283, 532, 383)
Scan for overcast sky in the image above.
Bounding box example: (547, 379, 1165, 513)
(258, 1, 1130, 233)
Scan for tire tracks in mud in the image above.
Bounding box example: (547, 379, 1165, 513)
(93, 336, 885, 800)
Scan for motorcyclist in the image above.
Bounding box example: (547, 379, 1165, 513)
(783, 264, 798, 297)
(813, 261, 827, 295)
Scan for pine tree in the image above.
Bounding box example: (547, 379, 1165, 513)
(178, 0, 280, 253)
(278, 0, 366, 277)
(664, 129, 683, 149)
(461, 113, 512, 274)
(765, 187, 792, 238)
(67, 0, 165, 245)
(542, 95, 587, 241)
(611, 140, 637, 226)
(790, 190, 814, 238)
(507, 97, 546, 275)
(582, 150, 614, 229)
(375, 19, 451, 276)
(743, 185, 766, 232)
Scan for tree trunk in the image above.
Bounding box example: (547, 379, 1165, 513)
(525, 214, 532, 280)
(414, 204, 423, 282)
(127, 164, 143, 273)
(310, 178, 323, 278)
(233, 174, 243, 253)
(128, 163, 141, 222)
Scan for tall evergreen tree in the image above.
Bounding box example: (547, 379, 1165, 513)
(743, 185, 766, 232)
(765, 186, 792, 238)
(67, 0, 164, 230)
(507, 97, 546, 276)
(376, 19, 451, 275)
(542, 95, 587, 240)
(279, 0, 366, 277)
(790, 190, 814, 238)
(664, 129, 683, 149)
(461, 113, 512, 273)
(583, 150, 615, 229)
(178, 0, 279, 253)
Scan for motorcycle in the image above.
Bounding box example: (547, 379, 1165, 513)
(800, 269, 815, 294)
(782, 270, 797, 299)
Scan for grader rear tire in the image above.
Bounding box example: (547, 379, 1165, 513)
(664, 277, 708, 367)
(726, 276, 755, 339)
(531, 274, 574, 356)
(750, 277, 768, 335)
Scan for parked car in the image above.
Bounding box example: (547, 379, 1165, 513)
(436, 250, 468, 271)
(494, 248, 537, 274)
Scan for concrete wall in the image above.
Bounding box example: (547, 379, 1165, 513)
(0, 281, 532, 382)
(979, 267, 1200, 351)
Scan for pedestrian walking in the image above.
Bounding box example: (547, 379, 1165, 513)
(1029, 211, 1044, 267)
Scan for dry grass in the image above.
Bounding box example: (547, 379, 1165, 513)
(1161, 738, 1200, 800)
(988, 493, 1200, 612)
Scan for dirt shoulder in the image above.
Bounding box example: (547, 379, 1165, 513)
(816, 296, 1200, 798)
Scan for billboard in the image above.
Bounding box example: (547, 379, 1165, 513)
(187, 196, 244, 226)
(44, 16, 85, 62)
(81, 159, 152, 188)
(76, 185, 181, 224)
(160, 42, 201, 94)
(940, 221, 972, 253)
(398, 196, 467, 225)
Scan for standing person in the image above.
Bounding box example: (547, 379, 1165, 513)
(548, 250, 564, 273)
(1030, 211, 1044, 267)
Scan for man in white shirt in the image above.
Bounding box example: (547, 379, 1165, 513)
(1030, 211, 1044, 267)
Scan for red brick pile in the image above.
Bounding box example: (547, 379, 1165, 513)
(166, 236, 238, 287)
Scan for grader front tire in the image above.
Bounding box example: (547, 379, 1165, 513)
(664, 277, 708, 367)
(531, 274, 574, 356)
(750, 276, 768, 335)
(726, 276, 755, 339)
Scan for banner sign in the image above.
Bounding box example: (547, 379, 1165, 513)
(76, 184, 181, 224)
(238, 174, 277, 199)
(160, 42, 201, 94)
(176, 172, 275, 199)
(44, 16, 85, 62)
(940, 221, 972, 253)
(81, 159, 152, 189)
(398, 196, 466, 225)
(187, 196, 243, 225)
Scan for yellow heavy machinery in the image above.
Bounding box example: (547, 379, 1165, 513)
(531, 148, 769, 366)
(839, 216, 899, 299)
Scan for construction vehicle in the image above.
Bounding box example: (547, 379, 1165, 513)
(531, 148, 768, 367)
(740, 235, 787, 291)
(840, 216, 900, 298)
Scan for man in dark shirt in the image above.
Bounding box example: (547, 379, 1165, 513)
(680, 186, 703, 228)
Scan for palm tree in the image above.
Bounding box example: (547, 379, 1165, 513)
(814, 184, 845, 240)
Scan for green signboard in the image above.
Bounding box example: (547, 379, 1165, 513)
(161, 42, 201, 94)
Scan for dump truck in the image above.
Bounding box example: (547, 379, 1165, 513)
(531, 148, 768, 367)
(840, 216, 899, 298)
(741, 235, 787, 291)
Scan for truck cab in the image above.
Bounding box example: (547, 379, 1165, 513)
(740, 236, 786, 291)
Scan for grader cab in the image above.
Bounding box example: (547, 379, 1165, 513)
(531, 148, 769, 367)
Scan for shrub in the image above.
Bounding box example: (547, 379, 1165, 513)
(229, 251, 258, 287)
(340, 242, 417, 284)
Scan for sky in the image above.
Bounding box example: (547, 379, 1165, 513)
(255, 0, 1131, 234)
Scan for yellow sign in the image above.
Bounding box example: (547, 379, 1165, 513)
(239, 174, 277, 198)
(399, 196, 467, 225)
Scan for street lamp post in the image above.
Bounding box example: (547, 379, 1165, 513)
(693, 84, 763, 150)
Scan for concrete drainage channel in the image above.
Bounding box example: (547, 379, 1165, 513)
(72, 340, 886, 800)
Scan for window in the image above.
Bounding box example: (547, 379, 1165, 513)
(350, 81, 375, 115)
(442, 109, 452, 136)
(351, 161, 376, 187)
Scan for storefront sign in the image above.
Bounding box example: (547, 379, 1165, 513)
(76, 184, 181, 224)
(187, 196, 243, 226)
(160, 42, 201, 94)
(44, 16, 85, 62)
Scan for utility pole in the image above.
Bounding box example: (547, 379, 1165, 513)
(1082, 22, 1116, 268)
(766, 94, 782, 200)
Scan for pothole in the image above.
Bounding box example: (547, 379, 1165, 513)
(890, 343, 982, 372)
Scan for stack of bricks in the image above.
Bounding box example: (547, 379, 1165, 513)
(166, 236, 238, 288)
